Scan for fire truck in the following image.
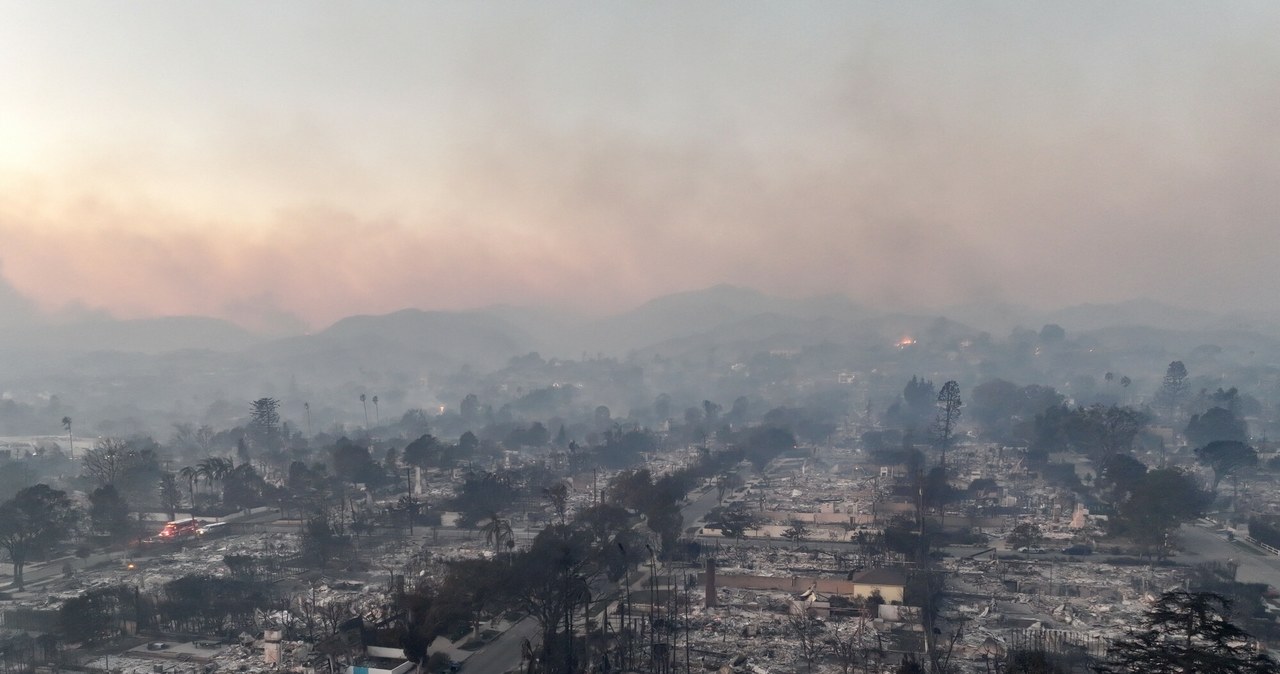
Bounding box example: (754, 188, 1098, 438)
(158, 518, 204, 539)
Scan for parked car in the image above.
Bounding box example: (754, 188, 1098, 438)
(1061, 545, 1093, 555)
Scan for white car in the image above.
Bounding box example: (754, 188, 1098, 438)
(197, 521, 228, 535)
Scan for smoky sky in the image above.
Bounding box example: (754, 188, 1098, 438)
(1, 2, 1278, 330)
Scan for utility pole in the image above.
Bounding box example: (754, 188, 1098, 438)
(647, 544, 657, 672)
(620, 542, 632, 672)
(684, 572, 691, 674)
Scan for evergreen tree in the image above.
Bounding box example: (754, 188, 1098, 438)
(1098, 591, 1278, 673)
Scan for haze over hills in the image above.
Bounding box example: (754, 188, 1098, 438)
(248, 308, 533, 375)
(5, 277, 1280, 439)
(3, 276, 1279, 360)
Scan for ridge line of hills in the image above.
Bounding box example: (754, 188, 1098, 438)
(1, 284, 1277, 361)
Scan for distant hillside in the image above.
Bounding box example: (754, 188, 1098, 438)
(253, 308, 534, 373)
(1044, 299, 1224, 333)
(5, 283, 1280, 437)
(628, 309, 977, 362)
(935, 298, 1242, 337)
(1077, 324, 1280, 367)
(573, 284, 877, 355)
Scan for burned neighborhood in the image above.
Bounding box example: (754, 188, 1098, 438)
(3, 3, 1280, 673)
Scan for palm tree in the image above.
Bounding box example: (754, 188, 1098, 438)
(197, 457, 234, 499)
(61, 416, 73, 454)
(372, 395, 380, 425)
(179, 465, 200, 508)
(480, 512, 514, 559)
(212, 457, 234, 480)
(360, 394, 369, 427)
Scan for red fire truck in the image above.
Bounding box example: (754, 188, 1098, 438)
(158, 518, 204, 539)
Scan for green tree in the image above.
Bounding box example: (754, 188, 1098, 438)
(458, 431, 479, 457)
(0, 484, 80, 589)
(705, 504, 761, 540)
(301, 512, 352, 569)
(969, 380, 1064, 443)
(402, 433, 441, 469)
(934, 380, 962, 466)
(783, 519, 810, 545)
(196, 456, 234, 502)
(1072, 404, 1145, 463)
(331, 437, 383, 485)
(460, 393, 480, 425)
(1156, 360, 1190, 421)
(1196, 440, 1258, 495)
(889, 376, 937, 430)
(222, 463, 277, 510)
(89, 485, 132, 544)
(508, 525, 597, 673)
(922, 466, 954, 511)
(1097, 591, 1278, 673)
(452, 471, 518, 526)
(1006, 522, 1041, 550)
(744, 426, 796, 471)
(60, 585, 144, 645)
(1186, 408, 1248, 449)
(1113, 469, 1208, 560)
(1098, 453, 1148, 504)
(248, 397, 282, 451)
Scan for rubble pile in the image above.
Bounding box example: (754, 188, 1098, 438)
(941, 553, 1186, 663)
(672, 581, 920, 673)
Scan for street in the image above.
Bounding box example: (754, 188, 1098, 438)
(1177, 524, 1280, 588)
(458, 616, 540, 674)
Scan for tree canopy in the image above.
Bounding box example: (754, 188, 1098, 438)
(1186, 407, 1248, 448)
(1098, 591, 1278, 673)
(1111, 468, 1209, 559)
(1195, 440, 1258, 494)
(0, 484, 80, 589)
